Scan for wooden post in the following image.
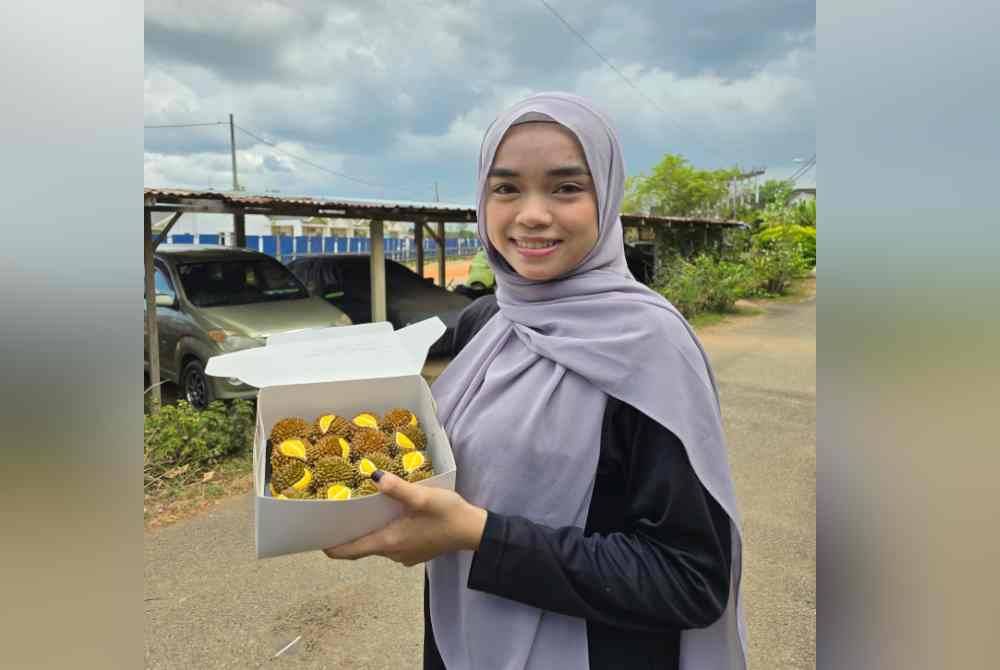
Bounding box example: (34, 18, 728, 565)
(437, 221, 446, 287)
(414, 220, 424, 279)
(370, 219, 387, 322)
(233, 210, 246, 248)
(144, 209, 161, 413)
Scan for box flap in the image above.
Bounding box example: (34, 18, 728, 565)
(205, 317, 445, 388)
(265, 321, 392, 348)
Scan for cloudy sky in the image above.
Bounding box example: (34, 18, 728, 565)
(144, 0, 816, 205)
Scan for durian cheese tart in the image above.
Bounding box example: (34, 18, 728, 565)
(350, 411, 380, 431)
(269, 417, 312, 444)
(317, 483, 353, 501)
(381, 408, 419, 431)
(393, 424, 426, 453)
(363, 452, 403, 478)
(313, 413, 351, 439)
(401, 450, 431, 476)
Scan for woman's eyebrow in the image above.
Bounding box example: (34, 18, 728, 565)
(488, 165, 591, 178)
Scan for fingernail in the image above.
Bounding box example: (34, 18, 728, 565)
(371, 469, 384, 482)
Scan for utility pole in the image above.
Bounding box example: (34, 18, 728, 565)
(229, 113, 245, 248)
(434, 181, 440, 203)
(229, 113, 240, 192)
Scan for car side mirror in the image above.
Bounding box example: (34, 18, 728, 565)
(155, 293, 177, 308)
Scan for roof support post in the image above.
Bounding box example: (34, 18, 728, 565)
(437, 221, 446, 288)
(144, 209, 161, 413)
(414, 219, 425, 279)
(370, 219, 387, 322)
(233, 210, 246, 248)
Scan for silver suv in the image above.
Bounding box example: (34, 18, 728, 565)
(145, 245, 352, 408)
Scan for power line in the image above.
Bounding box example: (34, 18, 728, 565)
(144, 121, 226, 129)
(788, 155, 816, 183)
(536, 0, 734, 164)
(234, 124, 422, 195)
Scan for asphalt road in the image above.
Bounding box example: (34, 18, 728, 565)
(145, 293, 815, 669)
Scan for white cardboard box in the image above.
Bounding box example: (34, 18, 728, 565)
(205, 317, 456, 559)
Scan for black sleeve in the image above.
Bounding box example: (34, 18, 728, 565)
(452, 295, 499, 355)
(466, 400, 732, 632)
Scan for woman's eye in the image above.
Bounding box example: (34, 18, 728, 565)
(556, 183, 584, 194)
(492, 184, 518, 195)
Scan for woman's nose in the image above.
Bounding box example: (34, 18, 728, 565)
(514, 194, 553, 227)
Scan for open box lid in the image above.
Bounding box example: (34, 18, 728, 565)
(205, 317, 446, 388)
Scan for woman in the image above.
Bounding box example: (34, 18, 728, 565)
(325, 92, 746, 670)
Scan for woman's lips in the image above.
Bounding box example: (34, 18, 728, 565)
(511, 239, 561, 257)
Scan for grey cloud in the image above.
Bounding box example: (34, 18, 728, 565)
(144, 0, 815, 202)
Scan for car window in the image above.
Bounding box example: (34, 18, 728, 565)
(177, 258, 309, 307)
(155, 266, 175, 299)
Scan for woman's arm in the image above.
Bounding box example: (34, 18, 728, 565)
(466, 401, 732, 632)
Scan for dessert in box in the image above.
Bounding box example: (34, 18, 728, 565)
(205, 318, 456, 559)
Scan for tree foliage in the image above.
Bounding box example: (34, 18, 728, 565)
(623, 154, 739, 217)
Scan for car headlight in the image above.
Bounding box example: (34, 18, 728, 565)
(208, 330, 266, 351)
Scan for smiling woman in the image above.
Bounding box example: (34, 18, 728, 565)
(322, 92, 747, 670)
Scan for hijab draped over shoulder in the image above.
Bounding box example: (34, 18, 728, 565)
(429, 92, 747, 670)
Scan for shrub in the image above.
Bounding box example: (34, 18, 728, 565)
(654, 253, 753, 318)
(144, 399, 255, 486)
(745, 238, 810, 296)
(754, 224, 816, 267)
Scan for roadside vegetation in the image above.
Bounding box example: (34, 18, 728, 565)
(144, 398, 256, 528)
(625, 152, 816, 321)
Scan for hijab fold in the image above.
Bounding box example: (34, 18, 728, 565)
(430, 92, 747, 670)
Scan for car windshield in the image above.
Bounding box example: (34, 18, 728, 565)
(337, 259, 416, 284)
(176, 258, 309, 307)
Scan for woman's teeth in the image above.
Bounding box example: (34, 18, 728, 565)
(514, 240, 559, 249)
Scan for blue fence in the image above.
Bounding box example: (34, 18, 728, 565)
(166, 234, 483, 262)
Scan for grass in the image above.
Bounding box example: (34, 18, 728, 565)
(144, 450, 254, 530)
(689, 303, 765, 331)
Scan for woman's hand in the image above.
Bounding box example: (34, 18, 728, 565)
(322, 471, 488, 567)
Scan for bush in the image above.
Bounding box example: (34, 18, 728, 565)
(745, 238, 810, 296)
(144, 399, 255, 485)
(654, 254, 752, 318)
(754, 224, 816, 267)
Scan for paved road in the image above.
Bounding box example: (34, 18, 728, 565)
(145, 294, 815, 669)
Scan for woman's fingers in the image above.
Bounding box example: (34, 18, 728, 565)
(373, 471, 429, 512)
(323, 528, 389, 560)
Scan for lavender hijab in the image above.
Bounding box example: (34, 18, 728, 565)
(429, 92, 747, 670)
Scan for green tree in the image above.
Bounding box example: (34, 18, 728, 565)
(623, 154, 738, 217)
(756, 179, 794, 209)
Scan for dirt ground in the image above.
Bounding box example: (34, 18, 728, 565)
(409, 257, 473, 286)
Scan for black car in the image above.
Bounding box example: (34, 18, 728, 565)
(286, 255, 472, 356)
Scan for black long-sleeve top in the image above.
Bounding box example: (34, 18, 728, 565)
(424, 296, 732, 670)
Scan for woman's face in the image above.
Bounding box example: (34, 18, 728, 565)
(485, 122, 599, 282)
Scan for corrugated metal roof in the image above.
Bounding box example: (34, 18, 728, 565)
(144, 188, 472, 212)
(144, 187, 745, 226)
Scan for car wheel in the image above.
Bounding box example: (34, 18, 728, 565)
(181, 359, 214, 410)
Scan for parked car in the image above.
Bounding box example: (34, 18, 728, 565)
(144, 245, 352, 409)
(286, 255, 472, 356)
